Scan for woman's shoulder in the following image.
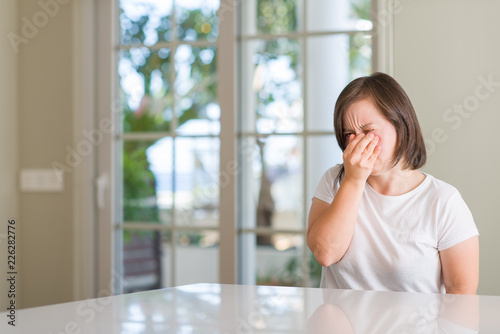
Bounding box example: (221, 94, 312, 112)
(320, 164, 343, 186)
(313, 164, 343, 202)
(421, 172, 462, 199)
(324, 164, 343, 178)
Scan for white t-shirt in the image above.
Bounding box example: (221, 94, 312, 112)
(313, 164, 479, 293)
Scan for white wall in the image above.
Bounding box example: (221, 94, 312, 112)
(394, 0, 500, 295)
(16, 0, 76, 308)
(0, 0, 18, 311)
(0, 0, 82, 311)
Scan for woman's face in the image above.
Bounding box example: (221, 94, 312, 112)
(343, 98, 398, 175)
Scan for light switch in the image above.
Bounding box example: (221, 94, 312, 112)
(20, 169, 64, 192)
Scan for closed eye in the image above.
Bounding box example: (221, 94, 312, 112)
(344, 129, 374, 137)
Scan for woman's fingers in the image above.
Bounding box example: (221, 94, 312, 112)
(343, 133, 380, 182)
(344, 133, 362, 154)
(344, 134, 379, 166)
(352, 133, 376, 156)
(362, 135, 379, 156)
(368, 145, 382, 163)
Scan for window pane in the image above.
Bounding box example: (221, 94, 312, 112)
(306, 33, 372, 132)
(307, 0, 372, 32)
(120, 0, 174, 46)
(175, 0, 220, 42)
(240, 136, 303, 231)
(306, 136, 343, 204)
(174, 137, 219, 227)
(122, 229, 219, 292)
(175, 45, 219, 136)
(123, 140, 166, 223)
(241, 39, 303, 134)
(147, 137, 174, 225)
(175, 230, 219, 285)
(241, 0, 300, 36)
(122, 229, 166, 293)
(119, 47, 173, 132)
(349, 33, 372, 79)
(239, 233, 305, 287)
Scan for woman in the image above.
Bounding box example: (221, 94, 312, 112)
(307, 72, 479, 294)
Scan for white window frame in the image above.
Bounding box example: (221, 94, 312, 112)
(72, 0, 118, 298)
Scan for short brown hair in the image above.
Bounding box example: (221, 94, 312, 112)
(333, 72, 426, 183)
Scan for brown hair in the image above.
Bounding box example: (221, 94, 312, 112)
(333, 72, 426, 185)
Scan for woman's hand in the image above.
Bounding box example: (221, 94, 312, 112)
(343, 133, 381, 183)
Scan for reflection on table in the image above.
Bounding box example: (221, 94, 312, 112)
(309, 288, 480, 334)
(2, 283, 499, 333)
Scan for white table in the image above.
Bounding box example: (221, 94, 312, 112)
(2, 283, 500, 333)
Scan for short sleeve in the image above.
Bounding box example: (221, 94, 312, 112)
(437, 191, 479, 251)
(313, 164, 342, 204)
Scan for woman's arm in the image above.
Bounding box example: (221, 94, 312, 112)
(439, 236, 479, 294)
(307, 181, 365, 266)
(307, 133, 380, 267)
